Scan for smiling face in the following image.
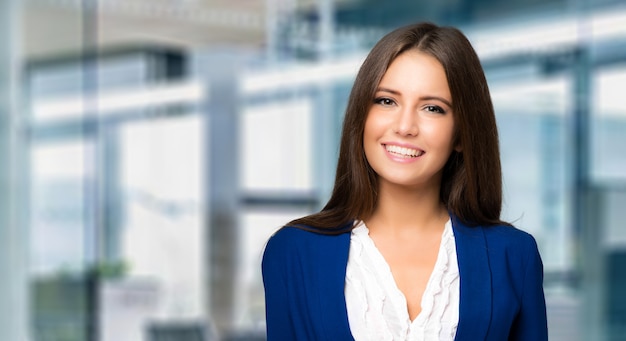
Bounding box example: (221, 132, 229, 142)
(363, 49, 458, 192)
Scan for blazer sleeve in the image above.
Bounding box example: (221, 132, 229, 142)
(509, 235, 549, 341)
(261, 232, 297, 340)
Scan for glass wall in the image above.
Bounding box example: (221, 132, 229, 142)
(2, 0, 625, 340)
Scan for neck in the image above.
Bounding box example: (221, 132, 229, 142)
(365, 179, 448, 234)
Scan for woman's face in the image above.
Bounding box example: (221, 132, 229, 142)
(363, 50, 458, 191)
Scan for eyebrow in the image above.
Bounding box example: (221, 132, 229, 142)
(376, 87, 453, 108)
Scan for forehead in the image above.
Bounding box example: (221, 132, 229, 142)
(378, 50, 451, 101)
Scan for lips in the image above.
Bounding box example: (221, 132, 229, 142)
(383, 144, 425, 158)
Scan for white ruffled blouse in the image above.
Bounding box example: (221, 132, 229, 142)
(345, 220, 460, 341)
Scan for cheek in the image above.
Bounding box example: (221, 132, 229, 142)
(422, 120, 456, 149)
(363, 113, 380, 143)
(363, 115, 382, 163)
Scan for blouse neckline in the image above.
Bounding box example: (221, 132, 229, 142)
(345, 219, 460, 340)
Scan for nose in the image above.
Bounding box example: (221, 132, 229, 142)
(393, 108, 418, 136)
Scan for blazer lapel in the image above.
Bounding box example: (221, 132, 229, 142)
(318, 231, 355, 340)
(451, 217, 492, 340)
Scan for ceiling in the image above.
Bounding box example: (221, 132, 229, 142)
(22, 0, 357, 60)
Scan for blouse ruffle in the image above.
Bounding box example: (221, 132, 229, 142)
(345, 220, 459, 341)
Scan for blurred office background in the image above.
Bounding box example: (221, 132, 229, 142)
(1, 0, 626, 340)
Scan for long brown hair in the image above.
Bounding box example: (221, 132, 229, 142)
(289, 22, 507, 232)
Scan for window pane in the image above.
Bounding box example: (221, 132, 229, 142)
(241, 98, 313, 192)
(119, 115, 205, 318)
(30, 140, 89, 340)
(30, 140, 87, 275)
(106, 115, 205, 340)
(592, 65, 626, 181)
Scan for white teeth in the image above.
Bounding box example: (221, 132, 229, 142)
(385, 144, 423, 157)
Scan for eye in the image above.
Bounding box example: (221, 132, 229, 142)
(374, 97, 396, 106)
(424, 105, 446, 114)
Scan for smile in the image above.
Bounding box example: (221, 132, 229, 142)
(384, 144, 425, 158)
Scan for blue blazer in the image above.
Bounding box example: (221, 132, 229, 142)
(262, 216, 548, 340)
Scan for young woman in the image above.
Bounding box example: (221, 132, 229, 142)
(262, 22, 548, 340)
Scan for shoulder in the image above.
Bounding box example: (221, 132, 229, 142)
(482, 224, 541, 262)
(453, 219, 541, 266)
(453, 219, 539, 253)
(262, 225, 353, 291)
(479, 224, 543, 275)
(482, 224, 538, 249)
(263, 225, 352, 266)
(266, 225, 351, 249)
